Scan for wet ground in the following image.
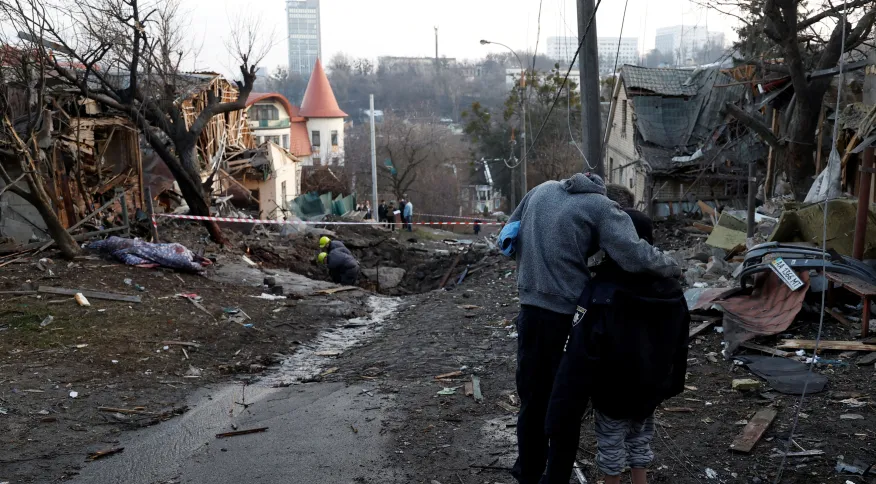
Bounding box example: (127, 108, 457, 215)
(2, 222, 875, 483)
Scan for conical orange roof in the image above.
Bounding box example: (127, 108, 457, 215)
(299, 59, 348, 118)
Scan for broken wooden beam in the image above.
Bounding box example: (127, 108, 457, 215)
(730, 408, 777, 453)
(435, 371, 463, 380)
(689, 320, 715, 339)
(97, 406, 157, 416)
(215, 427, 268, 439)
(692, 222, 714, 234)
(776, 340, 876, 352)
(87, 447, 125, 461)
(740, 342, 791, 358)
(38, 286, 141, 303)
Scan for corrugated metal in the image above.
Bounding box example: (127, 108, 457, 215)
(621, 65, 698, 96)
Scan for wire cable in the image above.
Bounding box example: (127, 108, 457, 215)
(599, 0, 631, 174)
(772, 2, 847, 482)
(526, 0, 603, 159)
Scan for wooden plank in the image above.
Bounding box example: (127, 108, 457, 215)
(824, 272, 876, 297)
(776, 340, 876, 351)
(697, 200, 716, 217)
(435, 371, 463, 380)
(689, 320, 715, 339)
(740, 342, 790, 358)
(730, 408, 777, 453)
(38, 286, 141, 303)
(692, 223, 714, 234)
(826, 308, 855, 328)
(316, 286, 359, 295)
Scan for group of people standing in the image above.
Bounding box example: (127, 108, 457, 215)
(376, 198, 413, 232)
(503, 173, 689, 484)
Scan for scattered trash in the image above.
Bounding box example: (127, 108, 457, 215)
(471, 375, 483, 403)
(215, 427, 269, 439)
(241, 255, 258, 267)
(437, 387, 457, 395)
(87, 447, 125, 461)
(124, 278, 132, 285)
(732, 379, 761, 391)
(185, 366, 201, 377)
(69, 391, 79, 398)
(705, 468, 718, 479)
(840, 414, 864, 420)
(40, 315, 54, 327)
(39, 286, 141, 303)
(0, 407, 7, 415)
(251, 293, 287, 301)
(74, 293, 90, 307)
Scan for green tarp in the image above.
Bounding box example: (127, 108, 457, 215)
(288, 191, 357, 220)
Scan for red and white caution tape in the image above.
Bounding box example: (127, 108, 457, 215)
(154, 213, 503, 226)
(417, 213, 500, 221)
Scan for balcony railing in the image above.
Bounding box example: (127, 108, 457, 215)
(252, 119, 291, 129)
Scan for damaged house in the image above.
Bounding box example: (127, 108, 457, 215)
(604, 65, 766, 217)
(0, 64, 310, 247)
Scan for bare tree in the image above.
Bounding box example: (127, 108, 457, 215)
(709, 0, 876, 196)
(4, 0, 269, 243)
(0, 3, 79, 258)
(378, 116, 459, 201)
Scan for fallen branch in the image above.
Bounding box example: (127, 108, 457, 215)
(215, 427, 269, 439)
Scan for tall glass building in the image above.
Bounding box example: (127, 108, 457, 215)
(287, 0, 321, 76)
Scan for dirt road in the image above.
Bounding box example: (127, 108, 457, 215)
(2, 224, 874, 483)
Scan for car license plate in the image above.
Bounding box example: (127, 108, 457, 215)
(769, 257, 804, 291)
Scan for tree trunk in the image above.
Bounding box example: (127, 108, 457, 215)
(25, 174, 79, 259)
(176, 146, 227, 245)
(782, 95, 821, 199)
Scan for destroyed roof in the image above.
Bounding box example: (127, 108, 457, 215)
(621, 65, 699, 96)
(625, 66, 748, 153)
(299, 59, 348, 118)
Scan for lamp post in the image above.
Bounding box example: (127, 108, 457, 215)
(480, 39, 528, 204)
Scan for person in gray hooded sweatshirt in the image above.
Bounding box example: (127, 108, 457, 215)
(506, 172, 680, 484)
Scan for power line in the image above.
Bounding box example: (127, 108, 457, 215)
(600, 0, 631, 170)
(526, 0, 603, 158)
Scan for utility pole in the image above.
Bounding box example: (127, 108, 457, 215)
(519, 75, 528, 197)
(434, 26, 439, 63)
(369, 94, 378, 221)
(577, 0, 603, 176)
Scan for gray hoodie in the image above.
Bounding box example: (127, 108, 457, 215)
(508, 173, 680, 315)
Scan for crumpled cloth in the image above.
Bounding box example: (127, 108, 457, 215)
(87, 236, 209, 272)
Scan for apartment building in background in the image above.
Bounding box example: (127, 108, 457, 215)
(287, 0, 321, 76)
(547, 36, 640, 73)
(655, 25, 725, 66)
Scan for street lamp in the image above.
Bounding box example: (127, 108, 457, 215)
(480, 39, 528, 205)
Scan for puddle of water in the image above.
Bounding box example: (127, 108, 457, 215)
(263, 295, 399, 386)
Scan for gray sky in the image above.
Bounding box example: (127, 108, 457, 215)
(186, 0, 739, 74)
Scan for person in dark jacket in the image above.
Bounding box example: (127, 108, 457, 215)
(378, 200, 388, 227)
(544, 209, 689, 484)
(317, 244, 359, 286)
(506, 174, 680, 484)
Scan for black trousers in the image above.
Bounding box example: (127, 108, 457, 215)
(512, 305, 574, 484)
